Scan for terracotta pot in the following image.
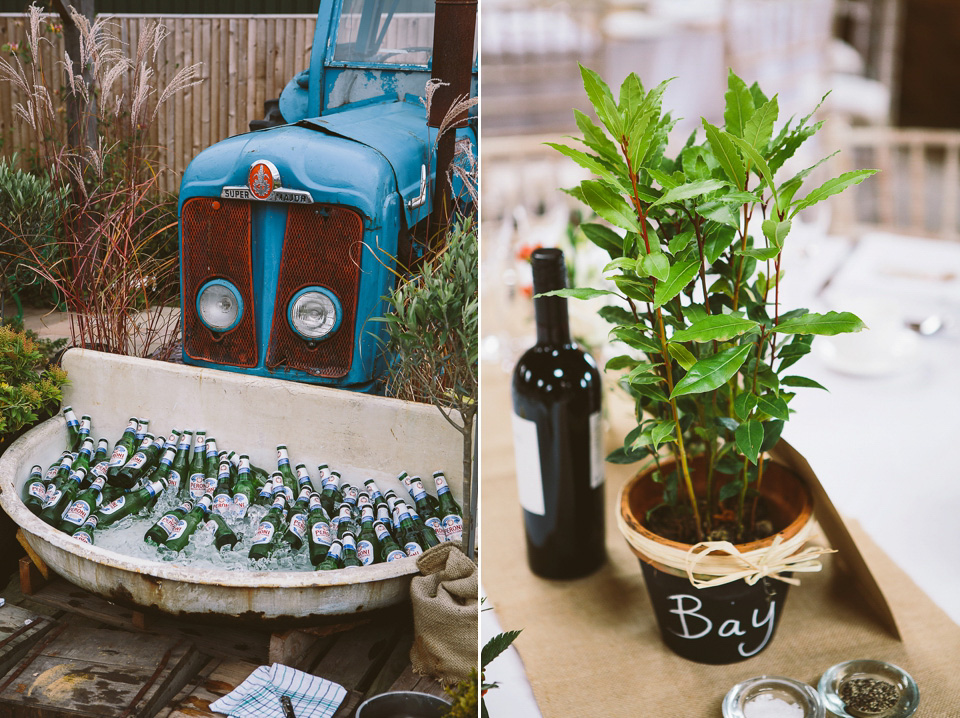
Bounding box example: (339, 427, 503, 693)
(619, 455, 814, 664)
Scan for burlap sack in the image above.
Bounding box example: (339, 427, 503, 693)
(409, 541, 478, 686)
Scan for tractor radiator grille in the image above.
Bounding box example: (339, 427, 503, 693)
(181, 198, 258, 368)
(266, 204, 363, 378)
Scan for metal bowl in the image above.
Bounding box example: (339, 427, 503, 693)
(356, 691, 452, 718)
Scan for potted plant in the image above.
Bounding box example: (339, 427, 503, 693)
(546, 67, 875, 664)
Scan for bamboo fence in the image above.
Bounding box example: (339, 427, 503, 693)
(0, 13, 318, 193)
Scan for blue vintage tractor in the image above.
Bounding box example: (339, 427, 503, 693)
(178, 0, 477, 392)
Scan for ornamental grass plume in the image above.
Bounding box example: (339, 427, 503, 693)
(0, 4, 202, 357)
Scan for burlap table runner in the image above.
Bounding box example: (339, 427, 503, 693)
(481, 368, 960, 716)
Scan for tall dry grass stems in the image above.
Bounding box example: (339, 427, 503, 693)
(0, 5, 202, 356)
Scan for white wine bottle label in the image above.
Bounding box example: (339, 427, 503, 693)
(167, 470, 181, 491)
(311, 522, 332, 546)
(442, 514, 463, 543)
(100, 496, 127, 515)
(62, 500, 92, 526)
(188, 473, 205, 499)
(288, 514, 307, 540)
(511, 412, 545, 515)
(109, 446, 129, 468)
(589, 410, 604, 490)
(357, 540, 375, 565)
(252, 521, 275, 545)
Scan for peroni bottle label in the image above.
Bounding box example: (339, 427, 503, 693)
(109, 446, 129, 468)
(74, 532, 92, 544)
(311, 523, 332, 546)
(252, 521, 275, 545)
(203, 477, 218, 496)
(441, 514, 463, 543)
(385, 549, 406, 562)
(188, 473, 205, 499)
(213, 493, 232, 515)
(167, 470, 181, 490)
(357, 540, 375, 565)
(100, 496, 126, 515)
(233, 493, 249, 518)
(425, 516, 443, 536)
(288, 514, 307, 540)
(126, 452, 148, 471)
(26, 482, 46, 500)
(165, 519, 189, 541)
(42, 488, 63, 509)
(62, 500, 93, 526)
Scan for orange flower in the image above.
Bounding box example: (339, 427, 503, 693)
(515, 243, 542, 262)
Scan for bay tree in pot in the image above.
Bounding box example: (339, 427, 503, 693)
(547, 67, 875, 664)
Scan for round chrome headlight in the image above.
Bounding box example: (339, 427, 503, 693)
(197, 279, 243, 332)
(288, 287, 341, 340)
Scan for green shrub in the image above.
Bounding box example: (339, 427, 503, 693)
(0, 324, 68, 440)
(0, 155, 66, 308)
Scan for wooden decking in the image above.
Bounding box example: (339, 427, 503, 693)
(0, 558, 447, 718)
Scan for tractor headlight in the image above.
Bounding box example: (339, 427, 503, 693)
(288, 287, 341, 340)
(197, 279, 243, 332)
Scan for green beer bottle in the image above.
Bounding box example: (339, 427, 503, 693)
(375, 521, 406, 563)
(39, 466, 86, 526)
(135, 418, 150, 442)
(340, 481, 359, 508)
(275, 446, 297, 502)
(356, 506, 380, 566)
(356, 490, 373, 515)
(49, 452, 75, 491)
(71, 438, 96, 483)
(211, 457, 234, 517)
(408, 476, 443, 539)
(433, 471, 463, 543)
(145, 499, 193, 545)
(93, 438, 110, 465)
(63, 406, 81, 451)
(394, 502, 424, 557)
(315, 464, 331, 493)
(43, 451, 69, 486)
(316, 539, 343, 571)
(186, 431, 207, 500)
(144, 445, 178, 505)
(306, 494, 333, 566)
(163, 429, 181, 452)
(280, 487, 312, 550)
(200, 512, 239, 550)
(107, 417, 140, 480)
(160, 495, 212, 552)
(202, 438, 219, 498)
(363, 478, 388, 513)
(77, 414, 92, 447)
(115, 434, 163, 488)
(169, 430, 191, 496)
(375, 503, 393, 536)
(294, 464, 315, 494)
(231, 455, 257, 519)
(255, 478, 275, 506)
(94, 480, 165, 528)
(271, 471, 293, 504)
(22, 465, 47, 514)
(57, 470, 107, 534)
(248, 494, 288, 560)
(73, 514, 98, 545)
(333, 503, 356, 539)
(405, 502, 441, 549)
(340, 532, 363, 568)
(319, 470, 342, 515)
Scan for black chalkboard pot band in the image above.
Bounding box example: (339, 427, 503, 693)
(617, 455, 815, 665)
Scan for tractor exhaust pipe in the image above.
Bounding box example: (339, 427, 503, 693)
(429, 0, 477, 240)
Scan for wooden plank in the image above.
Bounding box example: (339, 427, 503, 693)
(0, 606, 56, 682)
(942, 145, 960, 239)
(227, 17, 238, 137)
(0, 624, 202, 718)
(174, 16, 185, 179)
(26, 577, 147, 631)
(153, 656, 216, 718)
(199, 17, 211, 152)
(191, 15, 201, 160)
(311, 618, 401, 695)
(163, 658, 259, 718)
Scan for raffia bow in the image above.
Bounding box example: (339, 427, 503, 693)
(683, 534, 836, 588)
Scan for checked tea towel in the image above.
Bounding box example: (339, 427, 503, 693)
(209, 663, 346, 718)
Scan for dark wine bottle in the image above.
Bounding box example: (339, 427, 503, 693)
(511, 248, 605, 579)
